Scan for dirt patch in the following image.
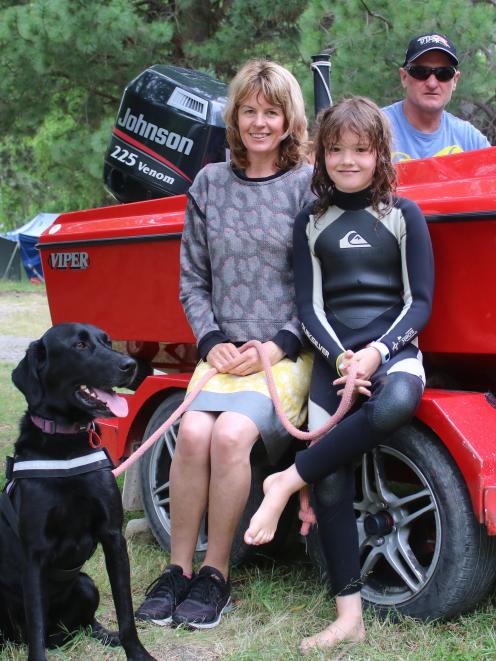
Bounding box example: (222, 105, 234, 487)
(0, 290, 51, 363)
(147, 642, 224, 661)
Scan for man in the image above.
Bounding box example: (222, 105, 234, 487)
(383, 32, 491, 162)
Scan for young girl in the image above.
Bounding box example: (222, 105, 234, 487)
(244, 96, 434, 653)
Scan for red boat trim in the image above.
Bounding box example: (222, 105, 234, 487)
(37, 233, 183, 249)
(112, 127, 193, 183)
(38, 210, 496, 250)
(425, 210, 496, 223)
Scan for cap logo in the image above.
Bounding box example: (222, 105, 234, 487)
(417, 35, 449, 47)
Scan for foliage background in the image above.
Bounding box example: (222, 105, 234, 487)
(0, 0, 494, 230)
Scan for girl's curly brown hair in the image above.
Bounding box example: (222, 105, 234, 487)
(312, 96, 397, 217)
(224, 59, 308, 171)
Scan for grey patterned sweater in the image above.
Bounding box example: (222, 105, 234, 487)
(179, 162, 314, 358)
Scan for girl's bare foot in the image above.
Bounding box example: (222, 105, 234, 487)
(244, 466, 305, 545)
(300, 615, 365, 655)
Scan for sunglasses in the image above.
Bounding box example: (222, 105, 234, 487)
(405, 65, 457, 82)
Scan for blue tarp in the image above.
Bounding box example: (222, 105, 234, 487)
(4, 213, 59, 281)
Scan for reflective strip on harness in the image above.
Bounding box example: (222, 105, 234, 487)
(12, 450, 112, 478)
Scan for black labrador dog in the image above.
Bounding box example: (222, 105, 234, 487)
(0, 323, 155, 661)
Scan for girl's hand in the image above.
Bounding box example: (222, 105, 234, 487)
(206, 343, 244, 372)
(333, 373, 372, 398)
(352, 346, 382, 381)
(336, 349, 355, 376)
(228, 341, 285, 376)
(333, 346, 380, 398)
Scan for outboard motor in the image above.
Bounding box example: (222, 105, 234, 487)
(104, 65, 228, 203)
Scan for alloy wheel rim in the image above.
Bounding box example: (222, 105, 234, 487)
(147, 419, 208, 553)
(356, 446, 442, 606)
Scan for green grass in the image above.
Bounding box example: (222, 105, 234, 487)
(0, 278, 45, 293)
(0, 293, 51, 337)
(1, 292, 496, 659)
(0, 363, 24, 487)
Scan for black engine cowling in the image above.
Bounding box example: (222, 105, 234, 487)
(104, 65, 228, 203)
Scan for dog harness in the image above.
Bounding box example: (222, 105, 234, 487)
(0, 448, 115, 588)
(1, 447, 115, 528)
(4, 448, 114, 482)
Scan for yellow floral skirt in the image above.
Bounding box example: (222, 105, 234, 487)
(186, 350, 313, 463)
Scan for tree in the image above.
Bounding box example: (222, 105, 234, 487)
(0, 0, 494, 230)
(178, 0, 308, 77)
(296, 0, 495, 139)
(0, 0, 312, 229)
(0, 0, 174, 228)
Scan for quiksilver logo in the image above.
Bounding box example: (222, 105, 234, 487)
(117, 108, 194, 155)
(302, 324, 330, 358)
(339, 231, 372, 249)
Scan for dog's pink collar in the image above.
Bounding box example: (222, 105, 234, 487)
(30, 415, 90, 435)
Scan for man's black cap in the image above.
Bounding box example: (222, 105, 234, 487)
(403, 33, 459, 66)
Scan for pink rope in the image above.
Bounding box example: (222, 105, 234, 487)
(239, 341, 357, 534)
(113, 340, 358, 534)
(112, 365, 217, 479)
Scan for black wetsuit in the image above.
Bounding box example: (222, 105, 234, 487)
(293, 187, 434, 596)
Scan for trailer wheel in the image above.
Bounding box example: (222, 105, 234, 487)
(139, 391, 277, 565)
(307, 421, 496, 620)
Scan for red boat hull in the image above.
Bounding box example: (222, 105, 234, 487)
(39, 147, 496, 530)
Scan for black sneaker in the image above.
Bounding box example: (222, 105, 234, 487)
(172, 565, 233, 629)
(135, 564, 192, 625)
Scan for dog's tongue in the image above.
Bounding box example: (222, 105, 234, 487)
(92, 388, 128, 417)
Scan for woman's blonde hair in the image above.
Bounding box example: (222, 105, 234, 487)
(224, 59, 308, 170)
(312, 96, 397, 217)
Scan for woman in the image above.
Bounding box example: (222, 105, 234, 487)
(244, 96, 434, 653)
(136, 59, 314, 630)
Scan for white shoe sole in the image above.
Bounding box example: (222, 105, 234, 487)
(149, 615, 173, 626)
(176, 597, 234, 630)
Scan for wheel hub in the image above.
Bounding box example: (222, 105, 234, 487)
(364, 510, 394, 536)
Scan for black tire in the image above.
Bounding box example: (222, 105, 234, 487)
(139, 391, 289, 565)
(307, 421, 496, 621)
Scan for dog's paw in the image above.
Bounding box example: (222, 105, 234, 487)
(91, 620, 120, 647)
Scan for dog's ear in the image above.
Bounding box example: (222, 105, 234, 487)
(11, 339, 47, 408)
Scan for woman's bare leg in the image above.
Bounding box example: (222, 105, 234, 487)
(169, 411, 215, 575)
(300, 592, 365, 655)
(244, 464, 306, 545)
(203, 412, 260, 578)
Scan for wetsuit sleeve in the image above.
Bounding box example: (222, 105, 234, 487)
(293, 207, 345, 368)
(179, 193, 229, 346)
(375, 198, 434, 357)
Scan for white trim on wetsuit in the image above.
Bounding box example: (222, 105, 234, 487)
(293, 190, 434, 367)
